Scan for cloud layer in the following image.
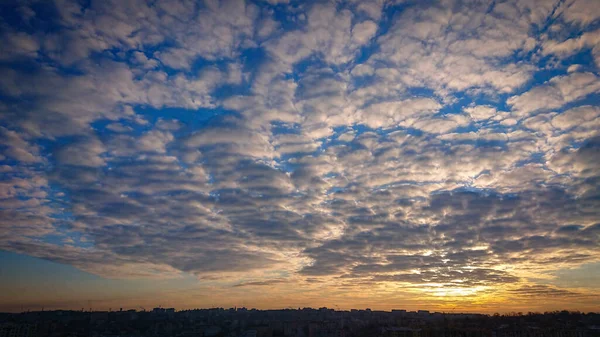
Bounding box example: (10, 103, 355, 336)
(1, 0, 599, 311)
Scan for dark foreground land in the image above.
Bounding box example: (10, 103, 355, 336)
(1, 307, 599, 337)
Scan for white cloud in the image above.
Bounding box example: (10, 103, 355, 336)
(351, 20, 378, 45)
(508, 72, 600, 117)
(356, 98, 442, 129)
(542, 29, 600, 67)
(552, 105, 600, 131)
(55, 137, 106, 167)
(0, 31, 39, 61)
(185, 121, 276, 159)
(559, 0, 600, 26)
(411, 114, 470, 134)
(265, 2, 379, 66)
(369, 0, 537, 96)
(0, 127, 42, 163)
(137, 130, 174, 153)
(464, 105, 498, 121)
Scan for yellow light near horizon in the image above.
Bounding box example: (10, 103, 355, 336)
(431, 287, 479, 297)
(416, 284, 490, 298)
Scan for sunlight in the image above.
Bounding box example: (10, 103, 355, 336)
(428, 285, 488, 298)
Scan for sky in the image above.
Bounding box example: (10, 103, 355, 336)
(0, 0, 599, 314)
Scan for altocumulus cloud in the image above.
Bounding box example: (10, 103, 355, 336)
(0, 0, 600, 307)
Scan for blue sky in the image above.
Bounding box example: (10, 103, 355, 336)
(0, 0, 599, 312)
